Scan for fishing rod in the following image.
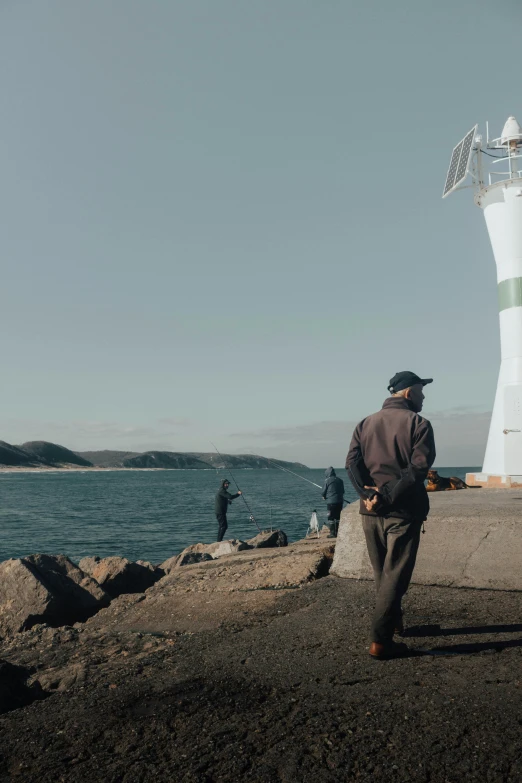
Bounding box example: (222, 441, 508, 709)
(210, 442, 261, 531)
(264, 457, 323, 489)
(264, 457, 353, 506)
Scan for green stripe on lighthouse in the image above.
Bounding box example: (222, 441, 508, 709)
(498, 277, 522, 311)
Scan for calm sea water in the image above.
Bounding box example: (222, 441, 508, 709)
(0, 466, 479, 565)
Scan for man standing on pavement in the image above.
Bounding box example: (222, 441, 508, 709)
(345, 371, 436, 660)
(214, 478, 242, 542)
(321, 467, 345, 538)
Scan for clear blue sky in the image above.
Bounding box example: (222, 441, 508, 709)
(0, 0, 520, 466)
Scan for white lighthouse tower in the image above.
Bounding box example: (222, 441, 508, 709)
(443, 117, 522, 487)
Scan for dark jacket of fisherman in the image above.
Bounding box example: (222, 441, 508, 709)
(214, 479, 240, 515)
(345, 396, 436, 522)
(321, 467, 345, 505)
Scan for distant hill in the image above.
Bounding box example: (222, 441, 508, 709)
(0, 440, 310, 470)
(75, 450, 309, 471)
(0, 441, 40, 467)
(21, 442, 93, 467)
(75, 450, 140, 468)
(122, 452, 211, 469)
(191, 453, 310, 471)
(0, 440, 93, 467)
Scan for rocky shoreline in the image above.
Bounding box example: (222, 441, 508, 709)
(0, 530, 303, 638)
(0, 529, 520, 781)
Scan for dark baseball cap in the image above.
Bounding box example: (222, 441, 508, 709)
(387, 371, 433, 393)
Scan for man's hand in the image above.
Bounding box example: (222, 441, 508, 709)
(237, 490, 242, 495)
(363, 485, 381, 512)
(363, 496, 381, 512)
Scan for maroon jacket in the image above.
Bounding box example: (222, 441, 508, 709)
(345, 396, 436, 521)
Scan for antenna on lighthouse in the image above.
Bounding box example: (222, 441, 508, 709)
(442, 115, 522, 487)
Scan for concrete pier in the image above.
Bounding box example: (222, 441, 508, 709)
(331, 489, 522, 591)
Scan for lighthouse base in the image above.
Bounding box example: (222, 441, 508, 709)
(466, 472, 522, 488)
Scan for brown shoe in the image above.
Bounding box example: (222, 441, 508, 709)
(369, 641, 409, 660)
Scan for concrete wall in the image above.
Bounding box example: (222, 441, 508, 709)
(331, 489, 522, 591)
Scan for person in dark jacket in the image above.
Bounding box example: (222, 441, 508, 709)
(214, 479, 242, 542)
(321, 467, 345, 538)
(346, 371, 436, 660)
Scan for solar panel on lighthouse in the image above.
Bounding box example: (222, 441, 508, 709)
(442, 125, 477, 198)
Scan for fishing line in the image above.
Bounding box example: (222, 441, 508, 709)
(268, 465, 273, 532)
(264, 457, 323, 489)
(265, 460, 324, 535)
(264, 457, 353, 506)
(210, 442, 261, 531)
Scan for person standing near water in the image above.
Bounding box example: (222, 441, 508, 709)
(321, 467, 345, 538)
(345, 371, 436, 660)
(214, 479, 242, 542)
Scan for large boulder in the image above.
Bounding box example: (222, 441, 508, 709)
(0, 555, 109, 636)
(246, 529, 288, 548)
(78, 556, 163, 598)
(86, 539, 336, 636)
(331, 492, 522, 591)
(160, 539, 252, 573)
(160, 552, 214, 571)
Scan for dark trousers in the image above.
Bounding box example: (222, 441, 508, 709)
(361, 515, 422, 644)
(216, 513, 228, 542)
(327, 503, 342, 536)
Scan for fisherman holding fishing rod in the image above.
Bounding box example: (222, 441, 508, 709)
(214, 479, 242, 542)
(211, 442, 261, 541)
(321, 467, 345, 538)
(265, 458, 350, 533)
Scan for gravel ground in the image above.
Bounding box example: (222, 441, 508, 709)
(0, 576, 521, 782)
